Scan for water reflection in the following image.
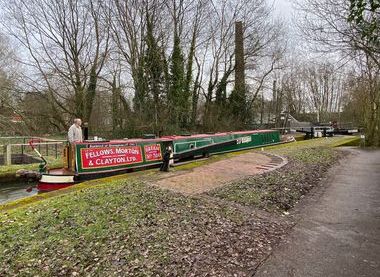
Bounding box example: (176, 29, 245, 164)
(0, 182, 38, 204)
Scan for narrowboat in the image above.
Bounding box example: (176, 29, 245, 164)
(37, 129, 281, 191)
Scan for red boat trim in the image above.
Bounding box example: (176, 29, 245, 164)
(37, 182, 75, 192)
(45, 174, 78, 176)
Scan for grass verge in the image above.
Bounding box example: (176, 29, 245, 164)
(0, 179, 288, 276)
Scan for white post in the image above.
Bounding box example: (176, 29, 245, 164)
(5, 144, 12, 165)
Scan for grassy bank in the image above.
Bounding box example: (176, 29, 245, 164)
(0, 157, 63, 183)
(0, 136, 356, 275)
(0, 180, 289, 276)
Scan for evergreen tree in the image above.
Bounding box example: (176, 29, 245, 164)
(168, 32, 187, 128)
(144, 12, 166, 133)
(132, 58, 147, 117)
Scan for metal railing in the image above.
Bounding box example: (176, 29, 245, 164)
(0, 137, 67, 165)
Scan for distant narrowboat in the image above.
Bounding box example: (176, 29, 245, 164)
(37, 130, 281, 191)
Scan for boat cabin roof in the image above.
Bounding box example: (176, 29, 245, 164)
(74, 129, 276, 145)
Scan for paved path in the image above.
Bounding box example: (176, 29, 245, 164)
(153, 152, 286, 195)
(255, 149, 380, 277)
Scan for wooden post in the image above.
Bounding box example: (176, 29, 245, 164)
(5, 144, 12, 165)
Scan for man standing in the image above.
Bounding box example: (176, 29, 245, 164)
(68, 118, 83, 143)
(160, 146, 172, 172)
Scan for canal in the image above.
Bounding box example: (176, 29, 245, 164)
(0, 181, 37, 205)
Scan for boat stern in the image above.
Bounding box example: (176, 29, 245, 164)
(37, 171, 76, 192)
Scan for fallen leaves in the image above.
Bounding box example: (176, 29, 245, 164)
(0, 182, 291, 276)
(210, 147, 345, 213)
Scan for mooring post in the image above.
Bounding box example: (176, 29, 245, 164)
(2, 145, 4, 165)
(5, 144, 12, 165)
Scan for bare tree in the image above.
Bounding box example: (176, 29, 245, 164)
(1, 0, 110, 129)
(302, 62, 345, 122)
(107, 0, 148, 116)
(296, 0, 379, 144)
(296, 0, 379, 66)
(345, 55, 380, 146)
(199, 0, 284, 128)
(0, 34, 17, 133)
(0, 0, 292, 135)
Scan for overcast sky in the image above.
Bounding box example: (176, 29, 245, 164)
(272, 0, 299, 42)
(273, 0, 294, 20)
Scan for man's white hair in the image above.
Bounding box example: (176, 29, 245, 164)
(74, 118, 82, 124)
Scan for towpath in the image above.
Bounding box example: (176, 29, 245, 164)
(255, 148, 380, 277)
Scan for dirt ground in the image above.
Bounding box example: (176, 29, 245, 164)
(152, 152, 286, 195)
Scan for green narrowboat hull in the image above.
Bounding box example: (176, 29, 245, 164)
(171, 130, 280, 158)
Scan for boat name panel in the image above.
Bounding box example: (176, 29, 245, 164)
(237, 136, 252, 144)
(144, 144, 162, 161)
(80, 146, 143, 169)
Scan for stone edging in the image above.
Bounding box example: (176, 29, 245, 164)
(255, 152, 288, 174)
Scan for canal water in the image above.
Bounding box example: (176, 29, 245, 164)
(0, 182, 38, 205)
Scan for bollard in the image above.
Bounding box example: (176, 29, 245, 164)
(2, 145, 4, 165)
(5, 144, 12, 165)
(360, 134, 366, 148)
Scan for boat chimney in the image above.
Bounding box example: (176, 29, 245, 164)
(83, 122, 89, 140)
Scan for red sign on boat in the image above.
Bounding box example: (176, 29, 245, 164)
(80, 146, 143, 169)
(144, 144, 162, 161)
